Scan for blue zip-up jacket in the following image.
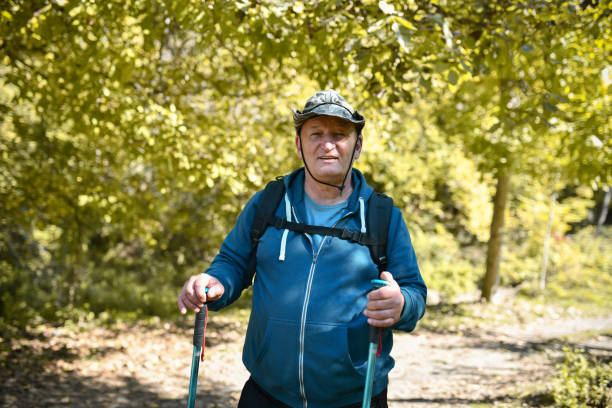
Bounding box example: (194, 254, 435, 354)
(206, 168, 426, 408)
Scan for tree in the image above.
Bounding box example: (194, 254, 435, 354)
(0, 0, 302, 322)
(346, 0, 611, 300)
(2, 0, 609, 325)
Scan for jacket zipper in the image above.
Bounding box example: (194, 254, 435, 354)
(294, 207, 356, 408)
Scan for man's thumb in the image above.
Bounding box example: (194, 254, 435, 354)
(380, 271, 395, 283)
(207, 282, 224, 300)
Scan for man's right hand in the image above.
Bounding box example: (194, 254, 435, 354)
(177, 273, 225, 314)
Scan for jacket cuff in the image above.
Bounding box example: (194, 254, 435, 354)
(204, 271, 231, 311)
(391, 287, 426, 332)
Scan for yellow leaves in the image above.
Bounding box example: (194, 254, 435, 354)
(259, 5, 271, 19)
(378, 1, 395, 15)
(602, 66, 612, 89)
(1, 10, 12, 22)
(392, 16, 416, 31)
(292, 2, 304, 14)
(366, 18, 385, 34)
(78, 194, 93, 206)
(205, 175, 215, 188)
(441, 18, 453, 49)
(85, 4, 97, 17)
(69, 5, 82, 18)
(587, 135, 604, 150)
(447, 153, 494, 241)
(246, 167, 262, 185)
(575, 186, 594, 199)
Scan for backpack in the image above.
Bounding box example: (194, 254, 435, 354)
(243, 177, 393, 288)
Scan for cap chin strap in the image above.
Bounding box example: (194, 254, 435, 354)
(299, 134, 360, 196)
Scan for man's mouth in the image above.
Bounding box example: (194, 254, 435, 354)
(319, 156, 338, 160)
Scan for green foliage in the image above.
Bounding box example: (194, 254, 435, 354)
(412, 227, 481, 301)
(552, 347, 612, 408)
(0, 0, 610, 327)
(545, 226, 612, 310)
(427, 0, 611, 185)
(0, 262, 37, 325)
(502, 180, 596, 286)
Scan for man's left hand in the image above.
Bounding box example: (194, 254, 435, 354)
(364, 271, 405, 327)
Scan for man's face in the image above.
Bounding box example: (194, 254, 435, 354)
(296, 116, 362, 186)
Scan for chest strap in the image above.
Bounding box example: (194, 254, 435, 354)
(264, 216, 381, 246)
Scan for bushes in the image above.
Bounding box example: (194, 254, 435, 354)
(545, 226, 612, 310)
(553, 347, 612, 408)
(412, 227, 481, 302)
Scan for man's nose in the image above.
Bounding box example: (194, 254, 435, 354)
(321, 135, 335, 150)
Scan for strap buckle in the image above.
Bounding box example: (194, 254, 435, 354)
(274, 217, 287, 229)
(341, 228, 363, 243)
(377, 255, 388, 272)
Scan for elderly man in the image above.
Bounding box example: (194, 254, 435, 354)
(178, 90, 427, 408)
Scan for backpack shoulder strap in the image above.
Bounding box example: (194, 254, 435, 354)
(244, 177, 285, 287)
(366, 192, 394, 273)
(250, 177, 285, 243)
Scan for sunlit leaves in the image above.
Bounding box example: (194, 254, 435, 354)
(1, 0, 609, 324)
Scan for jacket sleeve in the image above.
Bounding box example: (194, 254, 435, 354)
(204, 190, 263, 311)
(386, 207, 427, 332)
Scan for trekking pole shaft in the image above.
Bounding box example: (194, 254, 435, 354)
(187, 294, 208, 408)
(362, 326, 379, 408)
(362, 279, 388, 408)
(187, 344, 202, 408)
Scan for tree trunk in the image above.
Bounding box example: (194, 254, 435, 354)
(596, 185, 611, 234)
(540, 192, 557, 290)
(481, 170, 510, 301)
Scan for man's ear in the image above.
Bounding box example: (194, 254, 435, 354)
(295, 134, 303, 160)
(354, 134, 363, 160)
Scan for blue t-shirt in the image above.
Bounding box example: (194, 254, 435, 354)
(303, 193, 349, 250)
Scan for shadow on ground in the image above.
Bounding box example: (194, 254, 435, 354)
(1, 370, 235, 407)
(0, 324, 240, 408)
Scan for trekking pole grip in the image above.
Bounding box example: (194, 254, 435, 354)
(368, 278, 388, 343)
(369, 325, 379, 343)
(193, 306, 206, 347)
(192, 287, 209, 347)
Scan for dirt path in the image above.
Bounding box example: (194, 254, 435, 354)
(389, 315, 612, 407)
(2, 314, 611, 408)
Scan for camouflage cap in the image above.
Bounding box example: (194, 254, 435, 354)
(292, 90, 365, 134)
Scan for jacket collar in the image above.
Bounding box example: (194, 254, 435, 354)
(283, 168, 374, 220)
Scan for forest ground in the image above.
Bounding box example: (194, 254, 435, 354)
(2, 295, 611, 408)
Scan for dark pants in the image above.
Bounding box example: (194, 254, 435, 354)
(237, 377, 388, 408)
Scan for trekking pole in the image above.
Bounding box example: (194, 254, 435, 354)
(187, 287, 208, 408)
(362, 279, 389, 408)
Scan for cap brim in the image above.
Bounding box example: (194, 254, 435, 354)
(293, 106, 365, 128)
